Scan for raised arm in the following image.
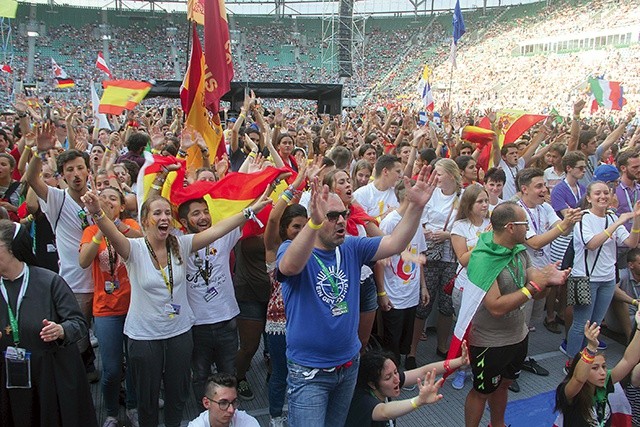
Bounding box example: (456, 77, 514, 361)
(81, 190, 131, 261)
(26, 122, 57, 201)
(563, 321, 601, 402)
(567, 99, 586, 152)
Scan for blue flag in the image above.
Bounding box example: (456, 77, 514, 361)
(453, 0, 466, 44)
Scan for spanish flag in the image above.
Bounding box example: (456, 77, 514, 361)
(172, 167, 290, 237)
(181, 24, 226, 167)
(99, 80, 152, 115)
(461, 125, 495, 147)
(136, 153, 186, 227)
(497, 110, 546, 146)
(204, 0, 234, 114)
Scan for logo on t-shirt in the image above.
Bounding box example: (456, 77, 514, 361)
(315, 266, 348, 306)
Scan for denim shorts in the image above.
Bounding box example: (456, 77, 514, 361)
(237, 300, 268, 322)
(359, 274, 378, 313)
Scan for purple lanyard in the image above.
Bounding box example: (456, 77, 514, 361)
(519, 200, 541, 234)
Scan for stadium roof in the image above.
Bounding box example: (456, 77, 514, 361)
(26, 0, 541, 16)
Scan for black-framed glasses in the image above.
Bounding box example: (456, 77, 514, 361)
(507, 221, 529, 230)
(326, 210, 350, 222)
(206, 396, 239, 411)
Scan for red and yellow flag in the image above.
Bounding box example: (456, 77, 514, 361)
(461, 125, 495, 146)
(204, 0, 234, 115)
(497, 110, 546, 146)
(99, 80, 152, 115)
(181, 24, 226, 167)
(187, 0, 204, 25)
(136, 154, 186, 228)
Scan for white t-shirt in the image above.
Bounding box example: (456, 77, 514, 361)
(379, 210, 427, 309)
(187, 409, 260, 427)
(488, 198, 504, 216)
(39, 187, 93, 293)
(544, 166, 565, 191)
(521, 201, 560, 268)
(450, 218, 492, 291)
(572, 212, 629, 281)
(421, 188, 458, 263)
(353, 182, 399, 218)
(499, 157, 525, 201)
(186, 228, 241, 325)
(299, 190, 311, 212)
(124, 235, 196, 340)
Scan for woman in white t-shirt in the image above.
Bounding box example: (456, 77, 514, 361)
(565, 181, 640, 369)
(414, 158, 461, 360)
(450, 184, 492, 390)
(82, 192, 270, 427)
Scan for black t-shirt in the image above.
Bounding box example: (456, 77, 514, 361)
(345, 371, 406, 427)
(557, 371, 614, 427)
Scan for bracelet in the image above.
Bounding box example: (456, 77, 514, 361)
(377, 291, 387, 297)
(443, 359, 451, 372)
(239, 113, 246, 120)
(151, 184, 162, 191)
(248, 152, 257, 159)
(580, 348, 595, 364)
(308, 219, 324, 230)
(633, 299, 638, 306)
(242, 207, 264, 227)
(92, 210, 106, 221)
(604, 229, 612, 239)
(410, 397, 419, 409)
(25, 214, 34, 222)
(122, 225, 131, 234)
(529, 281, 542, 293)
(113, 217, 122, 227)
(177, 149, 187, 157)
(91, 236, 103, 245)
(556, 223, 565, 233)
(521, 287, 533, 300)
(281, 194, 292, 204)
(632, 228, 640, 234)
(583, 346, 597, 356)
(30, 146, 38, 154)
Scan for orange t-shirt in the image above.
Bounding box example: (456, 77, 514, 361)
(80, 219, 141, 317)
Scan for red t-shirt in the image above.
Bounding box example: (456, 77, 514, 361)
(81, 219, 141, 317)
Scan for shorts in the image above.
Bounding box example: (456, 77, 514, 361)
(469, 335, 528, 394)
(237, 300, 268, 322)
(416, 260, 456, 319)
(359, 274, 378, 313)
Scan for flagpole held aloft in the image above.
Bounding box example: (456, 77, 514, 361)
(448, 0, 466, 105)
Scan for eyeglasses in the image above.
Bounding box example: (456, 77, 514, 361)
(206, 397, 239, 411)
(507, 221, 529, 230)
(326, 210, 350, 222)
(573, 165, 587, 171)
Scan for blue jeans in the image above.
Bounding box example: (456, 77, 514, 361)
(267, 333, 287, 418)
(191, 319, 239, 407)
(287, 354, 359, 427)
(567, 279, 616, 357)
(94, 315, 136, 416)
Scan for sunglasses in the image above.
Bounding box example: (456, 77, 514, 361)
(507, 221, 529, 229)
(326, 210, 350, 222)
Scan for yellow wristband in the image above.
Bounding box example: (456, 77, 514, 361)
(633, 299, 638, 306)
(410, 397, 419, 409)
(248, 152, 257, 159)
(91, 236, 103, 245)
(604, 229, 612, 239)
(308, 219, 324, 230)
(632, 228, 640, 234)
(556, 223, 565, 233)
(377, 291, 387, 297)
(521, 287, 532, 300)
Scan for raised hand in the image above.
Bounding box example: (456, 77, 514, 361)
(80, 189, 102, 215)
(573, 99, 586, 116)
(415, 368, 444, 406)
(308, 176, 329, 226)
(459, 340, 470, 366)
(35, 122, 57, 153)
(584, 321, 600, 351)
(180, 126, 197, 150)
(405, 165, 436, 208)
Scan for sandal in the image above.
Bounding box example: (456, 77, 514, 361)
(543, 318, 561, 334)
(420, 331, 427, 341)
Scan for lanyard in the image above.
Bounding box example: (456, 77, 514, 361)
(145, 238, 174, 301)
(506, 163, 519, 181)
(0, 264, 29, 345)
(105, 236, 117, 280)
(312, 248, 341, 298)
(519, 200, 541, 234)
(505, 255, 525, 289)
(623, 184, 638, 212)
(564, 179, 581, 205)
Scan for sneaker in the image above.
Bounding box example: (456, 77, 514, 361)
(158, 398, 164, 409)
(269, 415, 287, 427)
(237, 379, 255, 401)
(102, 416, 118, 427)
(597, 339, 607, 351)
(405, 356, 417, 370)
(521, 358, 549, 376)
(90, 329, 99, 348)
(559, 339, 568, 356)
(126, 409, 139, 427)
(563, 360, 571, 376)
(508, 379, 520, 393)
(452, 370, 466, 390)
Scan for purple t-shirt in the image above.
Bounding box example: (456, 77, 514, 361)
(550, 179, 586, 218)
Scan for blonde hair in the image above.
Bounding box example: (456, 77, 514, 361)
(435, 158, 462, 193)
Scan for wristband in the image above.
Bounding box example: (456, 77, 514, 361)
(92, 210, 106, 221)
(580, 348, 595, 364)
(633, 299, 638, 306)
(91, 236, 103, 245)
(556, 223, 565, 233)
(583, 346, 597, 356)
(308, 219, 324, 230)
(604, 229, 612, 239)
(280, 194, 292, 204)
(151, 148, 161, 155)
(529, 281, 542, 293)
(248, 152, 257, 159)
(151, 184, 162, 191)
(30, 146, 38, 154)
(521, 287, 533, 300)
(632, 228, 640, 234)
(113, 217, 122, 227)
(443, 359, 451, 372)
(177, 149, 187, 158)
(410, 397, 419, 409)
(243, 207, 263, 227)
(122, 225, 131, 234)
(377, 291, 387, 297)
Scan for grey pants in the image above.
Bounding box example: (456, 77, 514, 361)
(128, 331, 193, 427)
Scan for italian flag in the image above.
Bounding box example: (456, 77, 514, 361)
(589, 77, 626, 113)
(445, 232, 527, 378)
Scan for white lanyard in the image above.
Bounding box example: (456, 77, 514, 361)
(623, 183, 638, 212)
(0, 263, 29, 324)
(564, 179, 581, 205)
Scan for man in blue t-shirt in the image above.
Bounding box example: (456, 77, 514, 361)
(276, 167, 437, 427)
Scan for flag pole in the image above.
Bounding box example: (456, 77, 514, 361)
(448, 60, 454, 106)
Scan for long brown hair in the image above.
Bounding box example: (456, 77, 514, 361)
(140, 195, 183, 265)
(455, 184, 489, 222)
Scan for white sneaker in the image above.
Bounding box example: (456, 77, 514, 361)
(270, 415, 287, 427)
(90, 329, 99, 348)
(102, 416, 118, 427)
(126, 409, 139, 427)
